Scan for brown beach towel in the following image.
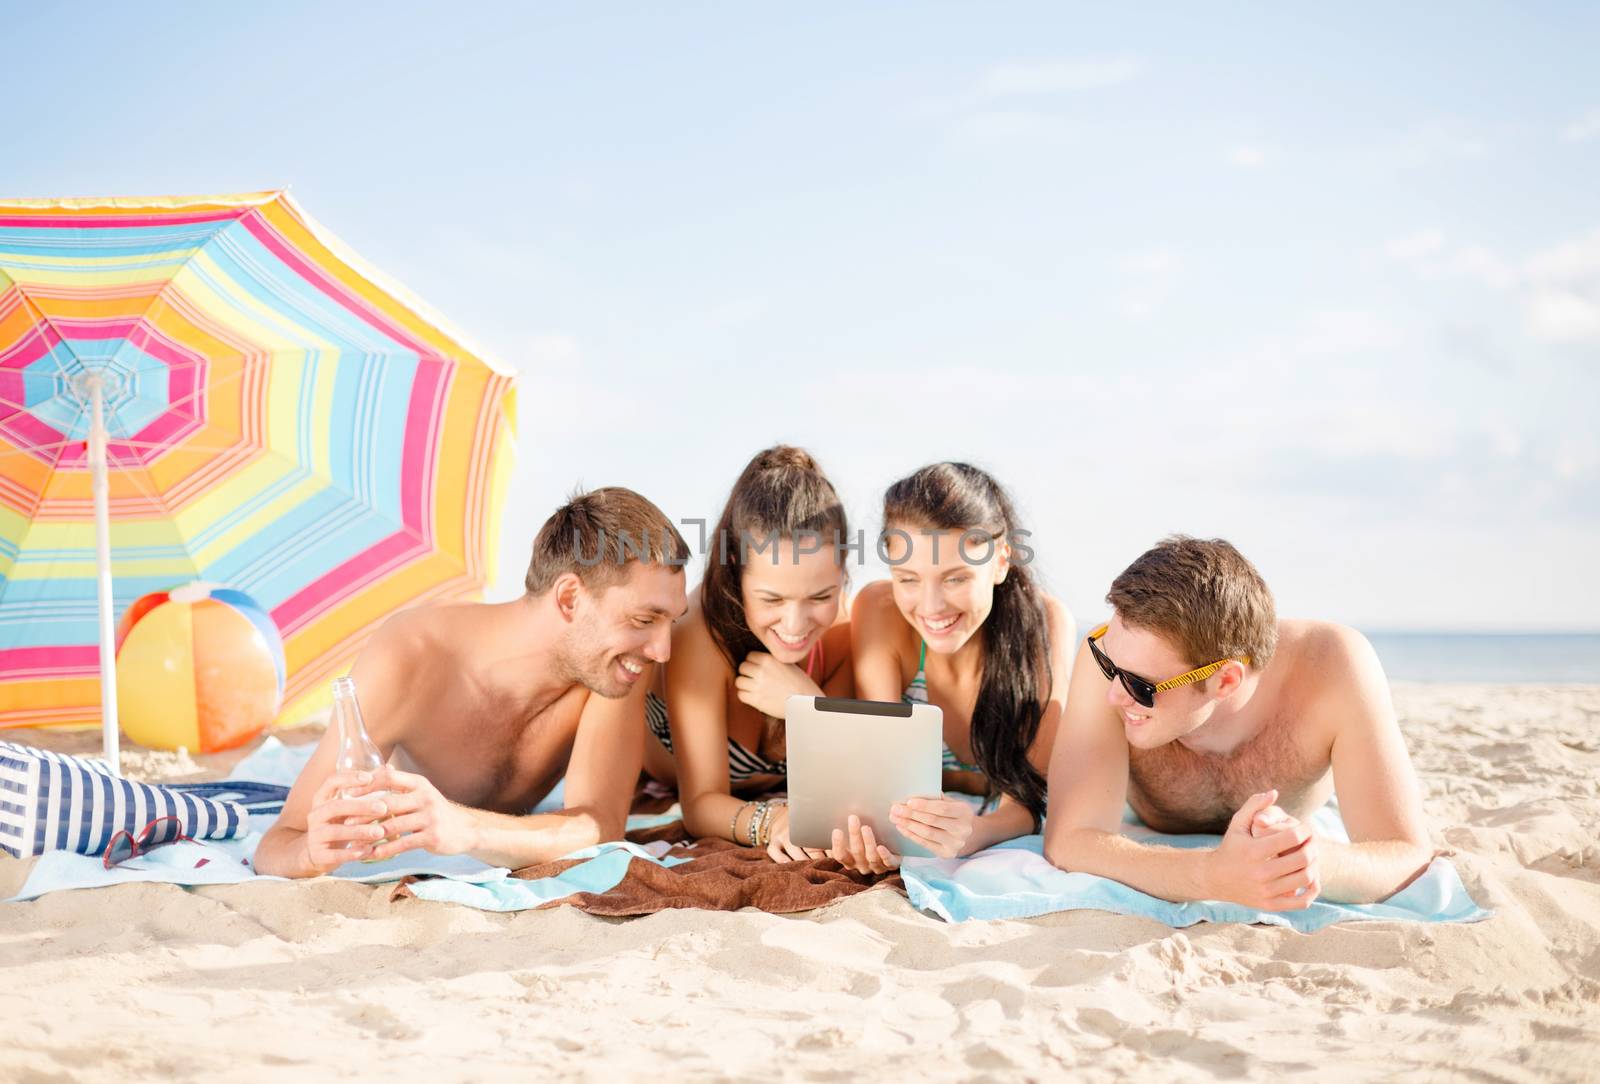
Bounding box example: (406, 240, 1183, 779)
(391, 790, 904, 915)
(518, 836, 899, 917)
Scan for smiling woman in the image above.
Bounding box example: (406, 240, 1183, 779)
(848, 462, 1075, 873)
(642, 446, 856, 860)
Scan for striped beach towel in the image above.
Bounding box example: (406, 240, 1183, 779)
(0, 742, 254, 860)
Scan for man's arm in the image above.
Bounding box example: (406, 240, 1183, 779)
(1043, 639, 1211, 896)
(1043, 641, 1318, 910)
(1313, 627, 1435, 903)
(253, 621, 412, 878)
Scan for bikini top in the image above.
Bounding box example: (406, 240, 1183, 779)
(902, 640, 983, 774)
(647, 638, 823, 784)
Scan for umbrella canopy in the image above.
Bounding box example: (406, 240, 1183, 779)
(0, 191, 517, 753)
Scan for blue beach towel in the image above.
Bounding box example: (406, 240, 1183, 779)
(4, 738, 668, 902)
(897, 805, 1490, 931)
(406, 841, 691, 912)
(4, 740, 1491, 930)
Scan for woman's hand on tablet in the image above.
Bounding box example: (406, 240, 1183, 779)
(890, 796, 976, 859)
(734, 652, 821, 719)
(765, 805, 827, 864)
(829, 814, 901, 875)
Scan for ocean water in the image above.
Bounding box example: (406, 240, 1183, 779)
(1363, 633, 1600, 684)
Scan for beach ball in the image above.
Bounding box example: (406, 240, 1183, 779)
(114, 583, 285, 753)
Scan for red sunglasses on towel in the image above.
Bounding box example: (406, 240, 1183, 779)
(102, 815, 193, 870)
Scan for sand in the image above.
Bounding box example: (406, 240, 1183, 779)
(2, 683, 1597, 1083)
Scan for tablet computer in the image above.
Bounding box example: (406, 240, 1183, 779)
(784, 694, 943, 858)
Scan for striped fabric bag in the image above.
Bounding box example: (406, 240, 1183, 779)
(0, 742, 252, 860)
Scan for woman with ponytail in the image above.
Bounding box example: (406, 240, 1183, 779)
(845, 462, 1074, 873)
(643, 445, 855, 861)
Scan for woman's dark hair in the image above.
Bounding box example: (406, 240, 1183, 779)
(883, 462, 1051, 825)
(701, 445, 848, 671)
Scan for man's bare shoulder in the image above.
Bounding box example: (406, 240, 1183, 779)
(1269, 619, 1390, 736)
(1275, 619, 1381, 681)
(362, 602, 487, 671)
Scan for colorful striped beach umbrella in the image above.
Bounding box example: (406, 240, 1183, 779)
(0, 191, 516, 767)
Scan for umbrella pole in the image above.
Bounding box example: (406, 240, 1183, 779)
(87, 376, 120, 774)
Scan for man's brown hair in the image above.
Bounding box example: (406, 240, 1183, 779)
(525, 486, 689, 595)
(1107, 536, 1277, 671)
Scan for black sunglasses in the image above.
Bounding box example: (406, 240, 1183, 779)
(1087, 623, 1249, 710)
(1088, 626, 1158, 707)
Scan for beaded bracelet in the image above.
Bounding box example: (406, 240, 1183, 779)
(758, 801, 773, 847)
(749, 800, 770, 848)
(730, 801, 753, 844)
(759, 802, 777, 847)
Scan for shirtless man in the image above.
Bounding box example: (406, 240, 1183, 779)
(1044, 536, 1434, 908)
(255, 487, 690, 878)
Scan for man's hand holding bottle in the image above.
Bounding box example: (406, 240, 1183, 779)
(302, 770, 389, 872)
(303, 766, 478, 870)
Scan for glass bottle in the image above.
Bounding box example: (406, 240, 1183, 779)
(331, 675, 387, 852)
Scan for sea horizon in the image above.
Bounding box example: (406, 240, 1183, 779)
(1359, 630, 1600, 685)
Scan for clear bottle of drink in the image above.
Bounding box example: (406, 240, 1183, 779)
(331, 675, 387, 853)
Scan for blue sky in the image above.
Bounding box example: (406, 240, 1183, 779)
(6, 3, 1598, 628)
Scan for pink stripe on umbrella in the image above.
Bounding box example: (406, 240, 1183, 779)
(0, 209, 246, 229)
(0, 645, 99, 679)
(237, 212, 434, 356)
(271, 529, 434, 637)
(270, 354, 452, 634)
(0, 322, 63, 369)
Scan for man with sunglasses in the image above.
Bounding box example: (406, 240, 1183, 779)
(1043, 536, 1434, 909)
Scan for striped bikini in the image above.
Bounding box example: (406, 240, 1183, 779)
(902, 639, 983, 775)
(646, 639, 824, 785)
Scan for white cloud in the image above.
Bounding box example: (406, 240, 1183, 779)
(1523, 229, 1600, 345)
(1113, 246, 1181, 318)
(1117, 247, 1181, 276)
(1387, 228, 1600, 346)
(1524, 230, 1600, 281)
(975, 57, 1144, 99)
(1385, 230, 1446, 263)
(1384, 231, 1515, 289)
(1561, 107, 1600, 144)
(1447, 244, 1518, 289)
(944, 107, 1075, 148)
(1226, 146, 1266, 168)
(1366, 122, 1489, 170)
(1290, 308, 1403, 358)
(931, 56, 1143, 148)
(1526, 290, 1600, 344)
